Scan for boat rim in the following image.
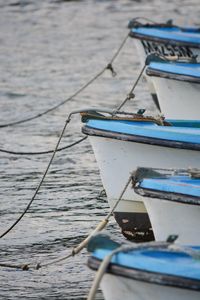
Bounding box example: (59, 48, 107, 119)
(134, 187, 200, 205)
(146, 67, 200, 83)
(129, 30, 200, 48)
(82, 125, 200, 151)
(88, 256, 200, 291)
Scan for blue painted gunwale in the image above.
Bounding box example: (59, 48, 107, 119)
(130, 26, 200, 46)
(147, 61, 200, 80)
(138, 175, 200, 199)
(84, 119, 200, 145)
(92, 245, 200, 281)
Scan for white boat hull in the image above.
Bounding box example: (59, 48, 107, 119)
(134, 39, 158, 101)
(133, 39, 200, 116)
(101, 273, 200, 300)
(89, 135, 200, 240)
(134, 39, 200, 65)
(149, 76, 200, 119)
(143, 196, 200, 245)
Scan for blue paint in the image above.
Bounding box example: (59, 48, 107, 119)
(92, 244, 200, 280)
(139, 175, 200, 198)
(86, 119, 200, 144)
(148, 61, 200, 78)
(131, 27, 200, 45)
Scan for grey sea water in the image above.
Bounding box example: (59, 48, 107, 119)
(0, 0, 200, 299)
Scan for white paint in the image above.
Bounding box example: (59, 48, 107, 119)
(150, 76, 200, 119)
(101, 273, 200, 300)
(133, 40, 156, 95)
(143, 196, 200, 245)
(133, 39, 200, 118)
(89, 135, 200, 215)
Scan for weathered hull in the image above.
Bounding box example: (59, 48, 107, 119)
(142, 196, 200, 245)
(89, 135, 200, 241)
(147, 76, 200, 119)
(134, 39, 200, 64)
(101, 273, 200, 300)
(133, 39, 200, 114)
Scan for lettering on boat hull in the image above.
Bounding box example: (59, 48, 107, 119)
(141, 40, 194, 57)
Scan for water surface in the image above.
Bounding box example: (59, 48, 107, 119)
(0, 0, 200, 299)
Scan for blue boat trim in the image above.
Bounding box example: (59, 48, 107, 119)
(133, 168, 200, 204)
(138, 175, 200, 197)
(135, 188, 200, 205)
(146, 61, 200, 83)
(82, 119, 200, 151)
(87, 234, 200, 290)
(129, 26, 200, 48)
(88, 256, 200, 290)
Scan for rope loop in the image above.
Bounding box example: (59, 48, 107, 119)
(22, 264, 29, 271)
(106, 63, 117, 77)
(127, 92, 135, 100)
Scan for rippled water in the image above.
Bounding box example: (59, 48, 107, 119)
(0, 0, 200, 299)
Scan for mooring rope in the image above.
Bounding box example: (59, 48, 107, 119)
(0, 114, 72, 239)
(0, 36, 129, 237)
(0, 174, 132, 270)
(112, 64, 146, 115)
(129, 16, 158, 25)
(128, 17, 174, 28)
(0, 108, 114, 239)
(0, 34, 129, 129)
(33, 170, 132, 270)
(0, 136, 87, 156)
(87, 246, 126, 300)
(87, 240, 175, 300)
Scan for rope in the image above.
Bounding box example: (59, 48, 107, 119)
(0, 136, 87, 156)
(87, 238, 179, 300)
(0, 262, 29, 271)
(128, 17, 174, 28)
(145, 52, 197, 65)
(111, 47, 192, 115)
(169, 244, 200, 260)
(0, 104, 166, 239)
(129, 17, 158, 25)
(112, 64, 146, 115)
(0, 36, 129, 239)
(35, 174, 132, 270)
(0, 173, 132, 270)
(87, 246, 125, 300)
(0, 115, 71, 239)
(132, 167, 200, 183)
(0, 108, 118, 240)
(0, 34, 129, 129)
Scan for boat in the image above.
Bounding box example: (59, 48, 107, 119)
(128, 19, 200, 110)
(128, 19, 200, 64)
(87, 234, 200, 300)
(145, 54, 200, 119)
(81, 110, 200, 242)
(133, 167, 200, 245)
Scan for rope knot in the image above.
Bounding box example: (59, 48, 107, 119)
(71, 248, 76, 256)
(127, 92, 135, 100)
(106, 63, 117, 77)
(22, 264, 29, 271)
(66, 117, 71, 124)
